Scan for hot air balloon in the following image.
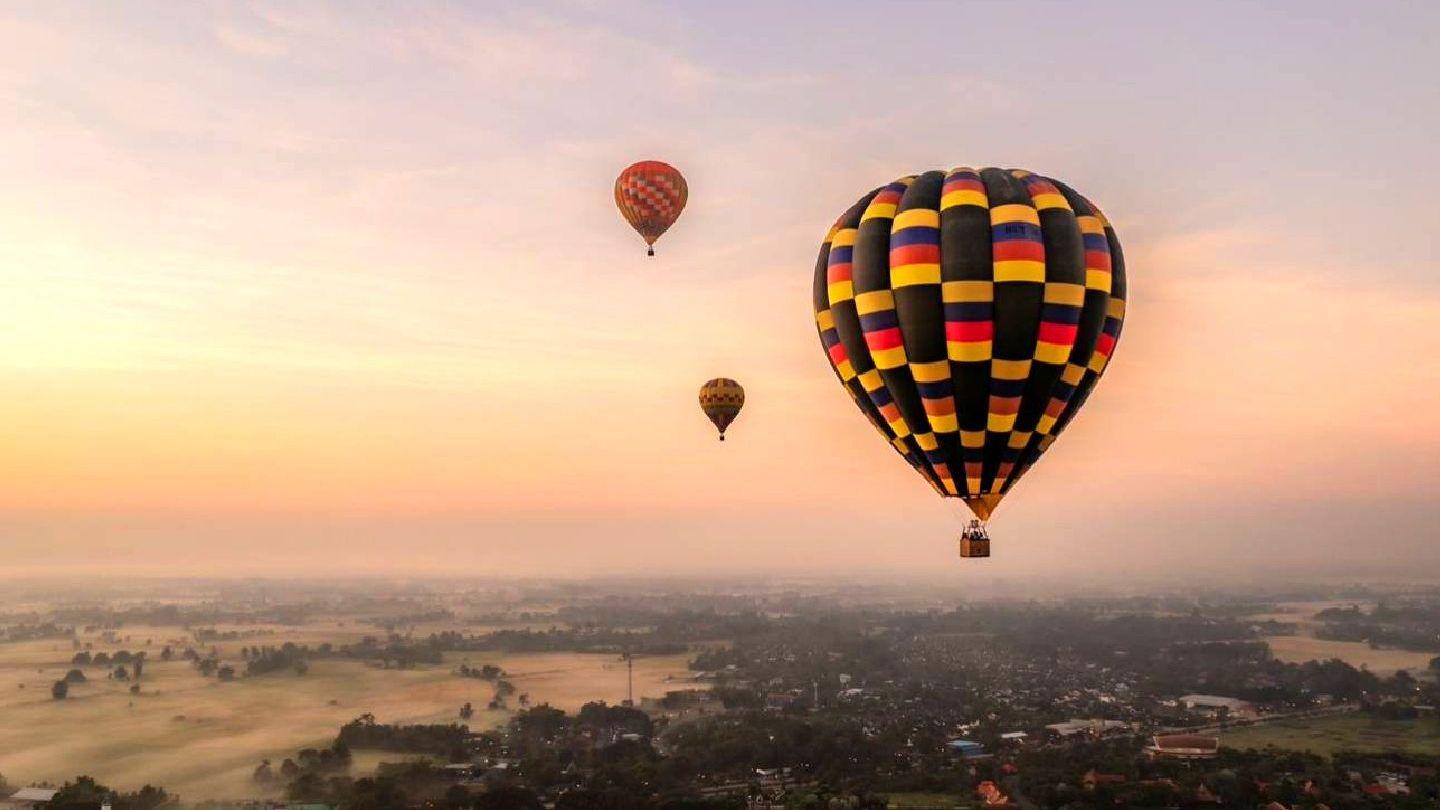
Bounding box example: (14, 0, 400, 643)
(615, 160, 687, 256)
(812, 168, 1127, 558)
(699, 378, 744, 441)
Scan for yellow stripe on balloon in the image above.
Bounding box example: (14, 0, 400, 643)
(871, 346, 907, 369)
(861, 202, 897, 222)
(1030, 193, 1071, 211)
(893, 209, 939, 230)
(942, 280, 994, 302)
(1043, 282, 1086, 305)
(910, 360, 950, 383)
(892, 263, 941, 287)
(854, 289, 895, 315)
(994, 261, 1046, 283)
(941, 189, 987, 210)
(988, 413, 1018, 432)
(928, 413, 958, 433)
(948, 341, 992, 362)
(990, 204, 1040, 226)
(991, 358, 1031, 379)
(1034, 341, 1071, 364)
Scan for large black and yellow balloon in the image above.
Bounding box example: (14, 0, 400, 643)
(699, 378, 744, 441)
(812, 168, 1127, 522)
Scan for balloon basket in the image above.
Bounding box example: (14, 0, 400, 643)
(647, 246, 655, 257)
(959, 520, 990, 559)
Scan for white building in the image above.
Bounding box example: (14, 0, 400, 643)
(1177, 694, 1257, 718)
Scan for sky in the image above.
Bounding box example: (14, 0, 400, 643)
(1, 1, 1437, 581)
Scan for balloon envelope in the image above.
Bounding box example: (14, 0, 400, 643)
(812, 168, 1127, 520)
(698, 378, 744, 441)
(615, 160, 687, 254)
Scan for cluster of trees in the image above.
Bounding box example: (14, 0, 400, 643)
(242, 642, 310, 676)
(253, 739, 353, 788)
(54, 650, 149, 698)
(458, 663, 506, 680)
(335, 713, 473, 759)
(0, 622, 73, 643)
(1313, 601, 1440, 653)
(35, 775, 172, 810)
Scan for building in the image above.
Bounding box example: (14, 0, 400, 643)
(1146, 734, 1220, 760)
(1044, 719, 1129, 739)
(1177, 694, 1257, 719)
(1083, 770, 1126, 788)
(2, 789, 59, 810)
(945, 738, 988, 759)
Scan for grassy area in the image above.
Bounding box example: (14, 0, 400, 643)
(884, 793, 968, 809)
(1223, 713, 1440, 757)
(0, 629, 699, 800)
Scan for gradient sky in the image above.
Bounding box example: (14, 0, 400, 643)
(2, 1, 1437, 580)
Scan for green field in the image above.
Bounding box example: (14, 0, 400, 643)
(1222, 713, 1440, 757)
(884, 793, 971, 809)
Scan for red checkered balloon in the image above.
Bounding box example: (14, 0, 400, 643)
(614, 160, 687, 256)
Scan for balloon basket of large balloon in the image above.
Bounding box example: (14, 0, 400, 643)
(959, 523, 991, 559)
(647, 246, 655, 257)
(959, 535, 990, 559)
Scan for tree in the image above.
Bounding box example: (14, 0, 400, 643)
(72, 651, 92, 666)
(64, 669, 87, 684)
(52, 680, 69, 700)
(217, 665, 235, 681)
(113, 665, 130, 681)
(460, 702, 474, 720)
(253, 759, 275, 784)
(132, 655, 144, 681)
(160, 646, 173, 662)
(476, 785, 543, 810)
(93, 652, 110, 667)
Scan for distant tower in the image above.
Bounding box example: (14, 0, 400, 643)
(623, 651, 634, 707)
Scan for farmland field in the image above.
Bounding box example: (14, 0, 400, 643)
(0, 628, 699, 800)
(1222, 713, 1440, 757)
(1263, 635, 1437, 675)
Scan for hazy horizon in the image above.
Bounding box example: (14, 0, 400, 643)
(2, 2, 1437, 581)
